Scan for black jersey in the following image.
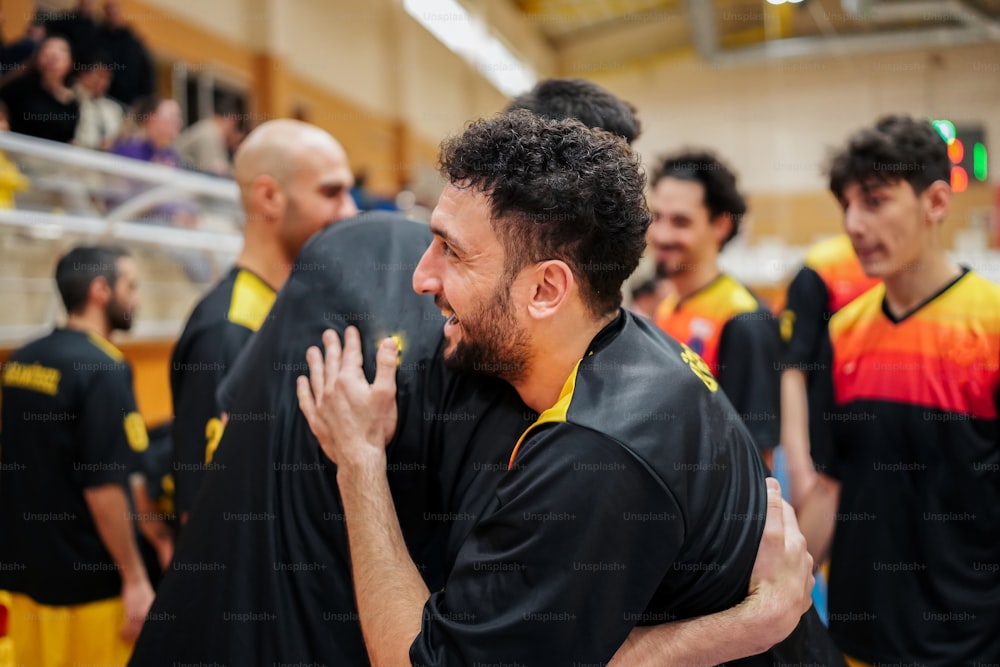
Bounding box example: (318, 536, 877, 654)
(0, 328, 147, 605)
(811, 270, 1000, 665)
(170, 267, 276, 517)
(411, 311, 840, 666)
(131, 213, 840, 665)
(129, 212, 450, 664)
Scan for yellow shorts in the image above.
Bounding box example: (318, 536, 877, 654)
(3, 592, 133, 667)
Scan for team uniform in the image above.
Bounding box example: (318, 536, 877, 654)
(780, 234, 879, 370)
(810, 269, 1000, 665)
(170, 267, 276, 518)
(0, 328, 149, 666)
(655, 274, 781, 453)
(130, 213, 841, 665)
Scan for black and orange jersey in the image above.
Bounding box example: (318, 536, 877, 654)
(780, 234, 879, 368)
(810, 268, 1000, 665)
(654, 274, 781, 451)
(0, 328, 148, 605)
(170, 267, 276, 517)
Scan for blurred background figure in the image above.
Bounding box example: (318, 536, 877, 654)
(176, 98, 242, 176)
(112, 96, 182, 167)
(42, 0, 100, 67)
(73, 51, 124, 151)
(0, 17, 45, 74)
(0, 35, 78, 143)
(99, 0, 154, 107)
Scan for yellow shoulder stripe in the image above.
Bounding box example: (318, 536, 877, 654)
(227, 270, 277, 332)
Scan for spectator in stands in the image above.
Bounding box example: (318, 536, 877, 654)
(41, 0, 100, 66)
(112, 96, 182, 167)
(0, 17, 45, 74)
(175, 99, 241, 176)
(73, 52, 124, 150)
(99, 0, 154, 107)
(0, 35, 79, 143)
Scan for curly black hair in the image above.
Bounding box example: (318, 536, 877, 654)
(506, 78, 641, 145)
(439, 110, 650, 317)
(828, 114, 950, 200)
(652, 150, 747, 249)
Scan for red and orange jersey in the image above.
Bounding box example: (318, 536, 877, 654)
(809, 268, 1000, 662)
(655, 274, 781, 451)
(829, 273, 1000, 419)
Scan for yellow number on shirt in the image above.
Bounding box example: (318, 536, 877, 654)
(679, 343, 718, 393)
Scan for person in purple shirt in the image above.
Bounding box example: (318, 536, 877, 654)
(111, 96, 182, 166)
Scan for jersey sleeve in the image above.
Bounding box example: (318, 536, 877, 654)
(77, 362, 145, 488)
(409, 424, 683, 667)
(807, 330, 841, 480)
(781, 266, 830, 368)
(171, 322, 251, 515)
(716, 311, 781, 451)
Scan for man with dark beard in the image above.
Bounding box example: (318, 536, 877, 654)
(298, 113, 841, 666)
(650, 150, 782, 464)
(0, 245, 155, 666)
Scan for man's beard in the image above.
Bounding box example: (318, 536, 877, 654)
(106, 295, 133, 332)
(442, 285, 530, 384)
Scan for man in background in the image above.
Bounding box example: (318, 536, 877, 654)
(651, 150, 782, 464)
(170, 119, 357, 523)
(1, 245, 154, 666)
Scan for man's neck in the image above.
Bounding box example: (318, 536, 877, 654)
(66, 312, 110, 341)
(234, 239, 291, 293)
(882, 251, 962, 319)
(671, 261, 721, 302)
(510, 310, 618, 414)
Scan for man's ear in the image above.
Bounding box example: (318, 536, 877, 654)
(923, 180, 952, 226)
(711, 212, 734, 249)
(250, 174, 285, 223)
(88, 275, 112, 308)
(525, 260, 575, 321)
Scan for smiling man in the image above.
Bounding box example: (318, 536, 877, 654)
(650, 151, 781, 464)
(298, 111, 841, 666)
(788, 114, 1000, 665)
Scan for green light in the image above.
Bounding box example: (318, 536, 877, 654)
(973, 142, 988, 181)
(932, 119, 956, 144)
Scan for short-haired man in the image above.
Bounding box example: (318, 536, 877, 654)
(506, 77, 641, 144)
(791, 114, 1000, 664)
(651, 150, 782, 462)
(170, 119, 357, 522)
(0, 245, 154, 666)
(298, 112, 840, 665)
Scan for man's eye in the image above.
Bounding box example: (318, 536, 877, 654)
(440, 240, 453, 256)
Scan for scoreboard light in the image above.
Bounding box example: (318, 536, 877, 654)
(933, 119, 988, 193)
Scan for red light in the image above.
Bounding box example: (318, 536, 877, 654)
(951, 166, 968, 193)
(948, 139, 965, 163)
(0, 601, 8, 637)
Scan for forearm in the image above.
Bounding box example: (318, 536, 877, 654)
(84, 484, 150, 586)
(339, 452, 429, 667)
(610, 601, 775, 667)
(796, 475, 839, 566)
(779, 370, 818, 507)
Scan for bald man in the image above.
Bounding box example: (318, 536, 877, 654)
(170, 120, 357, 522)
